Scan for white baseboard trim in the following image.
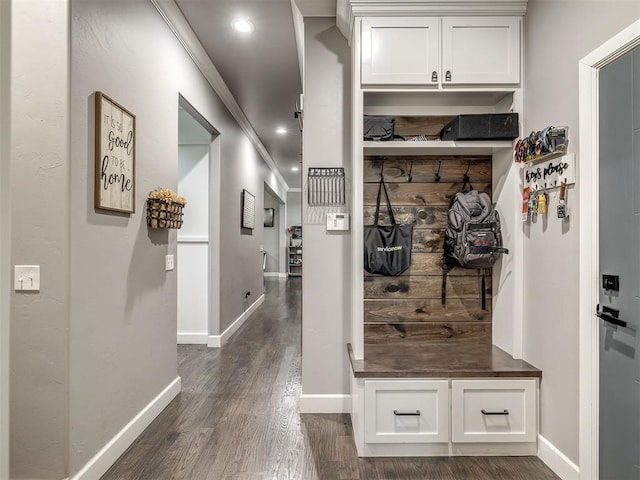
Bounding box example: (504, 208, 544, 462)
(177, 333, 208, 344)
(207, 294, 265, 348)
(537, 434, 579, 480)
(299, 394, 350, 414)
(263, 272, 287, 278)
(70, 376, 181, 480)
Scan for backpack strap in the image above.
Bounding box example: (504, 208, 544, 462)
(442, 261, 448, 305)
(481, 268, 486, 311)
(468, 245, 510, 255)
(461, 161, 474, 192)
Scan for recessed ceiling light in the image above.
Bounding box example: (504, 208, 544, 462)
(291, 166, 299, 172)
(276, 127, 287, 134)
(232, 19, 254, 33)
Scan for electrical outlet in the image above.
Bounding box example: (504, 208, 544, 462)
(165, 254, 174, 271)
(14, 265, 40, 291)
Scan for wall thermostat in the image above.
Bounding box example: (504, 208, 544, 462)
(326, 213, 349, 231)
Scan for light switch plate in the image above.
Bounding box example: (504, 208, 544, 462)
(165, 255, 174, 271)
(14, 265, 40, 291)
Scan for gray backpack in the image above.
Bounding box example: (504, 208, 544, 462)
(442, 190, 508, 309)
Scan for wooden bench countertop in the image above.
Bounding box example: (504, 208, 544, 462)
(348, 343, 542, 379)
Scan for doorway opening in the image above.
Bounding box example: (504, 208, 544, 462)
(176, 97, 220, 346)
(263, 183, 286, 280)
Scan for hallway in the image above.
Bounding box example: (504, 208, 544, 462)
(102, 278, 559, 480)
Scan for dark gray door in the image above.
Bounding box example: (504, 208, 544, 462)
(599, 46, 640, 480)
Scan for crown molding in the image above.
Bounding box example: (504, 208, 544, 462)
(337, 0, 528, 39)
(294, 0, 338, 17)
(151, 0, 290, 192)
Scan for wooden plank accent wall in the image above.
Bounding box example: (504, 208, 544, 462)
(363, 155, 493, 346)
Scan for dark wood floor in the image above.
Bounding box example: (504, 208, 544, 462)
(101, 277, 560, 480)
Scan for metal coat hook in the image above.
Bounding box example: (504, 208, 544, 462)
(434, 160, 441, 182)
(407, 159, 414, 182)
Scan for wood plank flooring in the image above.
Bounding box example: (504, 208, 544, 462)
(101, 277, 560, 480)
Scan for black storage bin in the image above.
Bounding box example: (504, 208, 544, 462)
(440, 113, 519, 141)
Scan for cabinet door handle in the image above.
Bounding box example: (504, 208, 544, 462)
(481, 409, 509, 416)
(445, 70, 452, 82)
(431, 70, 438, 82)
(393, 409, 421, 416)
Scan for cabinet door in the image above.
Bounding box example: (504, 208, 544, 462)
(442, 17, 520, 85)
(361, 17, 440, 85)
(364, 380, 449, 443)
(451, 379, 536, 443)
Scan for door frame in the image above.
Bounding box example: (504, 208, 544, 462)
(579, 18, 640, 480)
(177, 96, 220, 345)
(0, 1, 10, 477)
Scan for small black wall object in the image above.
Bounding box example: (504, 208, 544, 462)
(441, 113, 519, 141)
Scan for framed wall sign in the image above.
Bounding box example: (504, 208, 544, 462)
(241, 189, 255, 229)
(95, 92, 136, 213)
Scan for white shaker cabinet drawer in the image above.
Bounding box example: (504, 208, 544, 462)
(364, 380, 449, 443)
(451, 379, 537, 443)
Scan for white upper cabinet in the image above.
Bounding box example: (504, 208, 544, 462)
(361, 16, 521, 86)
(361, 17, 440, 85)
(442, 17, 520, 85)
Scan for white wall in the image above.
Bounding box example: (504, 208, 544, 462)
(69, 0, 282, 473)
(0, 0, 288, 477)
(0, 1, 10, 478)
(178, 144, 210, 342)
(523, 0, 640, 465)
(10, 1, 70, 477)
(301, 18, 352, 404)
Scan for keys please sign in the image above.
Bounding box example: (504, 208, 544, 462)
(523, 153, 576, 191)
(95, 92, 135, 213)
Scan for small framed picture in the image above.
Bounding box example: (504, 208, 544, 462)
(264, 208, 275, 227)
(241, 189, 255, 229)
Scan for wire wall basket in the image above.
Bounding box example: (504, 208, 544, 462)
(307, 167, 346, 206)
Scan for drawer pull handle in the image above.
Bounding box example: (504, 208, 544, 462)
(481, 409, 509, 416)
(393, 409, 421, 416)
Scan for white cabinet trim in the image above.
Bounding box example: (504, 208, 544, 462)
(337, 0, 529, 41)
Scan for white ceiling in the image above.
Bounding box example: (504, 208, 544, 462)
(175, 0, 337, 189)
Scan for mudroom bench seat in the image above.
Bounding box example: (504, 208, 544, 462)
(347, 343, 542, 379)
(347, 343, 542, 456)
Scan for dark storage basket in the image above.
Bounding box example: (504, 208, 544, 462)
(146, 198, 184, 229)
(440, 113, 519, 141)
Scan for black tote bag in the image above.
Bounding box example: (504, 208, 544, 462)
(364, 178, 413, 276)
